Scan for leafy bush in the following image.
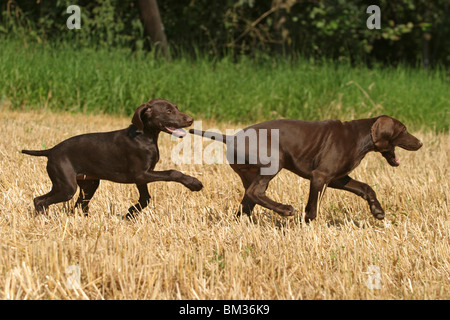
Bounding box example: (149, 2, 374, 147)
(1, 0, 449, 66)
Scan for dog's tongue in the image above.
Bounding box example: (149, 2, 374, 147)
(166, 127, 186, 137)
(394, 152, 400, 165)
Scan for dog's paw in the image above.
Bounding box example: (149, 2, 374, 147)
(123, 212, 137, 221)
(185, 177, 203, 191)
(279, 204, 296, 217)
(370, 203, 385, 220)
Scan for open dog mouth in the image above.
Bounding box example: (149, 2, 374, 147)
(164, 126, 186, 138)
(382, 150, 400, 167)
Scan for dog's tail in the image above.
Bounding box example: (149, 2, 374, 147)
(189, 129, 232, 144)
(22, 149, 51, 157)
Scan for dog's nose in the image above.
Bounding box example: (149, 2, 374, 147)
(186, 116, 194, 125)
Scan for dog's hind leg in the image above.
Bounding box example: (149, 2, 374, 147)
(34, 160, 78, 213)
(245, 172, 296, 217)
(234, 167, 259, 217)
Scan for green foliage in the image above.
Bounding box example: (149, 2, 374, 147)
(1, 40, 448, 131)
(1, 0, 449, 66)
(0, 0, 143, 48)
(0, 2, 448, 130)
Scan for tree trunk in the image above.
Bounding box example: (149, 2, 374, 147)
(422, 7, 431, 69)
(137, 0, 168, 58)
(272, 0, 285, 55)
(272, 0, 295, 57)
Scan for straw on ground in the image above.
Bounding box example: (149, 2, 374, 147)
(0, 109, 448, 299)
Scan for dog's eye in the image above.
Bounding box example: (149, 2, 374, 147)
(167, 110, 172, 114)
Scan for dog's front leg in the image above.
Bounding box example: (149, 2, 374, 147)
(124, 183, 151, 220)
(136, 170, 203, 192)
(328, 175, 385, 220)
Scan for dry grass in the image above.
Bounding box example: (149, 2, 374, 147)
(0, 108, 448, 300)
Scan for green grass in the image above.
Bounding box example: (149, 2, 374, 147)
(0, 39, 448, 131)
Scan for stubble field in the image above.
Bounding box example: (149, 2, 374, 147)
(0, 108, 448, 299)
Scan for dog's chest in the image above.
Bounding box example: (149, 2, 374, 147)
(146, 145, 160, 166)
(349, 158, 362, 172)
(346, 152, 367, 173)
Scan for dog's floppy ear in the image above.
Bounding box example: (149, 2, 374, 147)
(132, 102, 152, 131)
(371, 115, 395, 151)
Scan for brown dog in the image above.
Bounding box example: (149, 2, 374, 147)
(23, 98, 203, 218)
(190, 115, 422, 221)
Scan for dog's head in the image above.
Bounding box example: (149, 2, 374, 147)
(132, 99, 193, 138)
(371, 115, 422, 166)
